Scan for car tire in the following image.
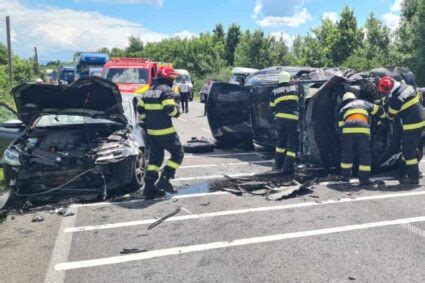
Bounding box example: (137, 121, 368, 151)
(129, 151, 146, 191)
(183, 139, 215, 153)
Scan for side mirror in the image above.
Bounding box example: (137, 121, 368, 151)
(2, 119, 24, 128)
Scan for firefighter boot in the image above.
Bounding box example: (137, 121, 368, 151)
(143, 174, 165, 200)
(270, 154, 285, 174)
(156, 167, 178, 194)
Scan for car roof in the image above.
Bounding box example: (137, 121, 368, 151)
(231, 67, 259, 75)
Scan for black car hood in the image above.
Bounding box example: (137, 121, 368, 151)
(12, 77, 127, 126)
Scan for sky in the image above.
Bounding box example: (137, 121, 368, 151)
(0, 0, 403, 63)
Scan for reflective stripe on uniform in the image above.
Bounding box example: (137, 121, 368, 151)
(275, 147, 286, 153)
(400, 95, 420, 111)
(147, 127, 176, 136)
(342, 127, 370, 134)
(343, 109, 368, 120)
(144, 103, 163, 110)
(338, 121, 344, 127)
(379, 113, 386, 119)
(168, 108, 178, 117)
(286, 151, 296, 158)
(275, 113, 299, 120)
(403, 121, 425, 131)
(388, 107, 398, 115)
(139, 114, 146, 120)
(406, 158, 418, 166)
(371, 105, 379, 115)
(166, 160, 180, 169)
(359, 165, 371, 172)
(162, 99, 176, 107)
(147, 165, 159, 171)
(135, 85, 150, 94)
(271, 95, 298, 107)
(340, 163, 353, 169)
(138, 100, 145, 107)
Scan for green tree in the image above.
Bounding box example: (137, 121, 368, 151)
(212, 23, 225, 43)
(331, 6, 363, 65)
(224, 23, 241, 65)
(0, 43, 7, 65)
(234, 30, 273, 69)
(126, 36, 144, 57)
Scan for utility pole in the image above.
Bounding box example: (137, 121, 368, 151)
(6, 16, 13, 82)
(34, 46, 39, 75)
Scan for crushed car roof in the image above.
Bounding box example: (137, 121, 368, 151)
(12, 77, 127, 126)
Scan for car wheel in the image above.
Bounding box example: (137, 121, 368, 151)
(129, 151, 146, 191)
(183, 138, 215, 153)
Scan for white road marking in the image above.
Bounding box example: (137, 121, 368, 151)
(179, 160, 273, 169)
(65, 190, 425, 233)
(56, 215, 425, 271)
(44, 207, 78, 283)
(181, 207, 193, 215)
(177, 117, 187, 122)
(401, 223, 425, 238)
(175, 152, 269, 159)
(70, 191, 229, 208)
(201, 128, 210, 133)
(173, 172, 257, 182)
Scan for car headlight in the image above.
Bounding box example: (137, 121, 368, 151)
(3, 148, 21, 166)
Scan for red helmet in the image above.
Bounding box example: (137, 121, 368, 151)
(378, 76, 394, 95)
(157, 65, 177, 80)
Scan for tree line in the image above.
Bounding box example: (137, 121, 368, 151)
(0, 0, 424, 105)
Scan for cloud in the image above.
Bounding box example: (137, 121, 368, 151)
(382, 12, 400, 30)
(173, 30, 198, 39)
(270, 32, 295, 47)
(390, 0, 402, 12)
(0, 1, 175, 61)
(74, 0, 164, 6)
(253, 0, 311, 28)
(322, 12, 339, 23)
(257, 8, 312, 28)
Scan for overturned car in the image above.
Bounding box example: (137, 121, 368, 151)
(206, 66, 424, 172)
(1, 78, 145, 199)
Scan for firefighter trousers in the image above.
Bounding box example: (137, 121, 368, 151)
(275, 119, 298, 173)
(340, 133, 371, 182)
(145, 133, 184, 181)
(401, 129, 422, 180)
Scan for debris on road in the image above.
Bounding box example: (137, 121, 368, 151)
(120, 248, 148, 254)
(200, 201, 210, 206)
(147, 206, 181, 230)
(31, 215, 44, 222)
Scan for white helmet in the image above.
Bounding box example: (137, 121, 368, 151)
(278, 71, 291, 84)
(35, 78, 43, 84)
(343, 92, 356, 101)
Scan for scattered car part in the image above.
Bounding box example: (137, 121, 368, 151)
(120, 248, 148, 254)
(31, 215, 44, 222)
(183, 137, 215, 153)
(147, 206, 181, 230)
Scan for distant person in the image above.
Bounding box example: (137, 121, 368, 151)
(200, 80, 211, 116)
(35, 78, 43, 84)
(179, 77, 190, 113)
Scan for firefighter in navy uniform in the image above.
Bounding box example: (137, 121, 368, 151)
(270, 71, 299, 176)
(378, 76, 424, 185)
(338, 92, 385, 185)
(138, 66, 184, 199)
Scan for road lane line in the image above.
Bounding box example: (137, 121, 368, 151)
(179, 160, 273, 169)
(65, 190, 425, 233)
(201, 128, 210, 133)
(181, 207, 193, 215)
(44, 207, 78, 283)
(56, 215, 425, 271)
(401, 223, 425, 238)
(173, 172, 257, 182)
(177, 117, 187, 122)
(178, 152, 270, 159)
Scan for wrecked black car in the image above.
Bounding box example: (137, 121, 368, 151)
(206, 66, 424, 172)
(1, 78, 145, 198)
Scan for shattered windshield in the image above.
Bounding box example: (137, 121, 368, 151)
(104, 68, 148, 84)
(34, 115, 119, 127)
(175, 75, 190, 84)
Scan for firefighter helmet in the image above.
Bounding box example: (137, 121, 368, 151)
(377, 76, 394, 95)
(278, 71, 291, 84)
(343, 92, 356, 101)
(158, 65, 178, 80)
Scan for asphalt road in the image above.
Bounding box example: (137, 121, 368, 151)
(1, 101, 425, 282)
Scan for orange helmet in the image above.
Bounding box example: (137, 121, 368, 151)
(157, 65, 178, 80)
(377, 76, 394, 95)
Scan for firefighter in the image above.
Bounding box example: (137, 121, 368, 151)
(378, 76, 424, 185)
(338, 92, 385, 185)
(138, 66, 184, 199)
(270, 71, 299, 176)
